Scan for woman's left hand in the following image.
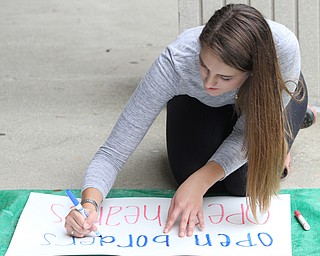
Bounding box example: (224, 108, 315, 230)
(163, 161, 225, 238)
(163, 177, 205, 237)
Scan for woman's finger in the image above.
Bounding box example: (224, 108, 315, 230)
(65, 210, 91, 237)
(65, 222, 84, 238)
(197, 209, 205, 230)
(85, 210, 99, 231)
(186, 210, 198, 237)
(67, 210, 85, 229)
(178, 210, 190, 238)
(163, 200, 179, 234)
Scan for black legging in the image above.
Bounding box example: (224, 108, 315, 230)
(166, 74, 308, 196)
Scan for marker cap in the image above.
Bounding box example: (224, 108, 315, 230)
(66, 189, 80, 206)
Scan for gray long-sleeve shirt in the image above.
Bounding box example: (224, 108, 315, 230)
(83, 20, 301, 198)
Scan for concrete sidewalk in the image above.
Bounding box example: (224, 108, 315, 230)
(0, 0, 319, 191)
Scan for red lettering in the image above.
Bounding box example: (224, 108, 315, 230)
(226, 204, 245, 225)
(50, 204, 64, 223)
(105, 206, 122, 226)
(207, 204, 224, 224)
(246, 207, 270, 225)
(143, 205, 162, 226)
(124, 206, 140, 224)
(207, 202, 270, 226)
(96, 207, 103, 226)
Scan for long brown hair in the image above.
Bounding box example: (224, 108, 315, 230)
(199, 4, 290, 218)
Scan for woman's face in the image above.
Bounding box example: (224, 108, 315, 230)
(199, 47, 250, 97)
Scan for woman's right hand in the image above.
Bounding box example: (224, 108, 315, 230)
(64, 208, 99, 237)
(65, 187, 103, 237)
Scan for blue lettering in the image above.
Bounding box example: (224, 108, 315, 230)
(236, 233, 257, 247)
(80, 236, 95, 245)
(41, 233, 76, 246)
(100, 236, 116, 246)
(218, 234, 231, 247)
(194, 234, 212, 246)
(153, 235, 170, 247)
(41, 233, 56, 245)
(137, 235, 148, 247)
(117, 234, 133, 247)
(258, 232, 273, 247)
(55, 236, 76, 246)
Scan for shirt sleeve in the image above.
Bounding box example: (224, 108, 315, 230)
(209, 115, 247, 178)
(82, 48, 179, 198)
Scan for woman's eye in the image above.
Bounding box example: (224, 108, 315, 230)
(220, 76, 231, 81)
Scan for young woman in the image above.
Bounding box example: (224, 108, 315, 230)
(65, 4, 308, 238)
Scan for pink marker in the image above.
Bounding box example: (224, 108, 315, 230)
(294, 210, 310, 231)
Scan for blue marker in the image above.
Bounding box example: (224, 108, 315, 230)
(66, 189, 102, 237)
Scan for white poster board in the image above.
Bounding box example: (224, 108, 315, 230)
(5, 192, 292, 256)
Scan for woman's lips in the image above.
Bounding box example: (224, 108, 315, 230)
(205, 87, 219, 92)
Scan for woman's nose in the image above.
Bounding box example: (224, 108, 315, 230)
(204, 74, 218, 88)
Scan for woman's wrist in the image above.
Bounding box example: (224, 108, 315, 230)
(197, 161, 225, 191)
(81, 198, 99, 212)
(81, 187, 103, 212)
(183, 161, 225, 196)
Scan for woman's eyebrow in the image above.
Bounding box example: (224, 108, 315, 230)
(199, 55, 206, 66)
